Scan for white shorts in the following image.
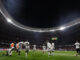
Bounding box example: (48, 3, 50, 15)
(33, 48, 36, 51)
(43, 48, 46, 51)
(47, 48, 52, 52)
(8, 50, 12, 55)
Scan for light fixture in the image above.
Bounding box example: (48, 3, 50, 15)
(59, 26, 66, 30)
(6, 18, 13, 23)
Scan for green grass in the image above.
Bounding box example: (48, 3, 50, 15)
(0, 50, 80, 60)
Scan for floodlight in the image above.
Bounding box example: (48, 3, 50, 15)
(6, 18, 13, 23)
(59, 26, 66, 30)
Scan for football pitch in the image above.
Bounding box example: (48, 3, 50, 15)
(0, 50, 80, 60)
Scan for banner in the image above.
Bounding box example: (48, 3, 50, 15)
(51, 37, 58, 40)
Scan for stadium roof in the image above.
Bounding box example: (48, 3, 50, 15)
(0, 0, 80, 32)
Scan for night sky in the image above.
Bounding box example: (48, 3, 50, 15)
(3, 0, 80, 28)
(0, 0, 80, 47)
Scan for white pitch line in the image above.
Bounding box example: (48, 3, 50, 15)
(54, 53, 75, 56)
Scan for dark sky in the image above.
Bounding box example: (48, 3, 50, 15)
(3, 0, 80, 28)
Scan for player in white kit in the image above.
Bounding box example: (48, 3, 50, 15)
(33, 45, 36, 51)
(24, 41, 30, 58)
(42, 44, 46, 54)
(51, 43, 55, 52)
(74, 41, 80, 56)
(6, 48, 12, 56)
(47, 41, 52, 56)
(51, 42, 55, 56)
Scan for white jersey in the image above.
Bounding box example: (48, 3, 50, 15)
(33, 45, 36, 48)
(51, 43, 55, 49)
(19, 42, 24, 45)
(24, 41, 30, 49)
(19, 42, 24, 46)
(47, 42, 52, 48)
(75, 42, 80, 49)
(18, 42, 24, 49)
(33, 45, 36, 50)
(47, 42, 52, 51)
(42, 46, 46, 51)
